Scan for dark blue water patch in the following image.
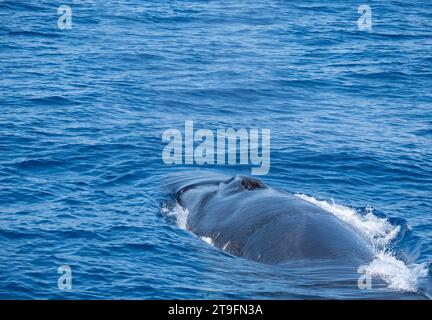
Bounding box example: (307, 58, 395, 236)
(13, 158, 67, 171)
(27, 96, 73, 106)
(7, 30, 62, 38)
(0, 1, 46, 12)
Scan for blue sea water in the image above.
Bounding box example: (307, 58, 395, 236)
(0, 0, 431, 299)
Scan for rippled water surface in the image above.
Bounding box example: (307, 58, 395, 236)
(0, 0, 431, 299)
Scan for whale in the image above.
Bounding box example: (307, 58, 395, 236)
(164, 172, 374, 265)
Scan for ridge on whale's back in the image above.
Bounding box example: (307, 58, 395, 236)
(163, 171, 229, 194)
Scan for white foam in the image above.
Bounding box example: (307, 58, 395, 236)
(295, 193, 428, 292)
(162, 203, 189, 230)
(362, 252, 428, 291)
(163, 203, 216, 246)
(200, 236, 214, 245)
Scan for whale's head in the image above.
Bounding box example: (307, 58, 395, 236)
(170, 174, 271, 217)
(174, 174, 268, 204)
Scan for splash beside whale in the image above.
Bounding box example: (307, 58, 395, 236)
(164, 172, 374, 265)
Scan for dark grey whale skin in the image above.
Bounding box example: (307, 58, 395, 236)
(165, 172, 374, 265)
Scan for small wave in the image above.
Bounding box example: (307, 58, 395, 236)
(8, 30, 60, 38)
(295, 194, 428, 292)
(28, 96, 72, 106)
(14, 158, 66, 170)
